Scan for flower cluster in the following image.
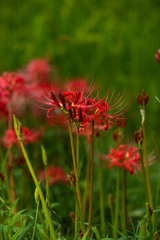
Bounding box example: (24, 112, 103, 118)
(103, 144, 141, 175)
(35, 88, 132, 132)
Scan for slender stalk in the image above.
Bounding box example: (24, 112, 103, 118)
(114, 168, 120, 240)
(75, 124, 80, 238)
(68, 117, 83, 213)
(142, 122, 153, 210)
(39, 208, 50, 240)
(74, 190, 86, 234)
(142, 122, 154, 225)
(87, 120, 94, 237)
(19, 141, 57, 240)
(139, 149, 149, 203)
(8, 103, 16, 212)
(31, 200, 40, 240)
(45, 165, 50, 200)
(82, 143, 91, 220)
(0, 211, 4, 240)
(122, 169, 127, 233)
(97, 137, 105, 234)
(110, 206, 114, 238)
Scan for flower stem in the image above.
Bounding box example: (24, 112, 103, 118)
(87, 120, 94, 237)
(68, 117, 83, 213)
(142, 122, 154, 224)
(139, 149, 149, 203)
(114, 168, 120, 240)
(122, 169, 127, 233)
(8, 103, 16, 212)
(97, 137, 105, 234)
(19, 141, 57, 240)
(82, 143, 91, 220)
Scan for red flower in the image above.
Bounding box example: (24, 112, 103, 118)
(39, 166, 67, 185)
(0, 72, 24, 94)
(1, 127, 42, 148)
(155, 49, 160, 65)
(33, 84, 132, 132)
(23, 59, 52, 82)
(103, 144, 141, 175)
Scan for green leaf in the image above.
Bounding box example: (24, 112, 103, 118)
(10, 210, 26, 226)
(107, 223, 124, 237)
(82, 230, 89, 240)
(11, 229, 23, 240)
(17, 220, 34, 240)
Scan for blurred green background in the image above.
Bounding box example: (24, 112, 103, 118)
(0, 0, 160, 136)
(1, 0, 160, 234)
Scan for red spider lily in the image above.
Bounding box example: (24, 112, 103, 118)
(155, 49, 160, 65)
(38, 166, 67, 186)
(0, 72, 24, 94)
(1, 127, 42, 148)
(23, 59, 52, 82)
(102, 144, 141, 175)
(32, 83, 133, 132)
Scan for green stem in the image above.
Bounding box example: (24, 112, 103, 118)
(19, 141, 57, 240)
(122, 169, 127, 233)
(45, 165, 50, 200)
(87, 120, 94, 237)
(31, 201, 40, 240)
(74, 190, 86, 234)
(142, 122, 153, 210)
(68, 117, 83, 213)
(97, 137, 105, 234)
(0, 211, 4, 240)
(110, 206, 114, 238)
(114, 168, 120, 240)
(139, 149, 149, 203)
(39, 208, 50, 240)
(82, 143, 91, 220)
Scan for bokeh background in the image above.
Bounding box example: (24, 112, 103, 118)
(0, 0, 160, 140)
(1, 0, 160, 235)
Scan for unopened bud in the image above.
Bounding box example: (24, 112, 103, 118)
(108, 194, 113, 208)
(34, 187, 39, 204)
(146, 203, 153, 221)
(154, 231, 158, 240)
(0, 172, 4, 181)
(41, 145, 47, 166)
(70, 211, 75, 221)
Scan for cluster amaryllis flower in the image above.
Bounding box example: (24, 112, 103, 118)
(0, 72, 25, 116)
(38, 166, 67, 186)
(1, 127, 42, 148)
(33, 86, 133, 131)
(102, 144, 141, 175)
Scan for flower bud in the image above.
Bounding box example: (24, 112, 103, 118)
(34, 187, 39, 204)
(108, 194, 113, 208)
(153, 231, 158, 240)
(146, 203, 153, 221)
(0, 172, 4, 181)
(41, 145, 47, 166)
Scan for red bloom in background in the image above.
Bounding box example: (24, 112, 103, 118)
(39, 166, 67, 185)
(103, 144, 141, 175)
(0, 72, 24, 94)
(155, 49, 160, 65)
(24, 59, 52, 82)
(2, 127, 42, 148)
